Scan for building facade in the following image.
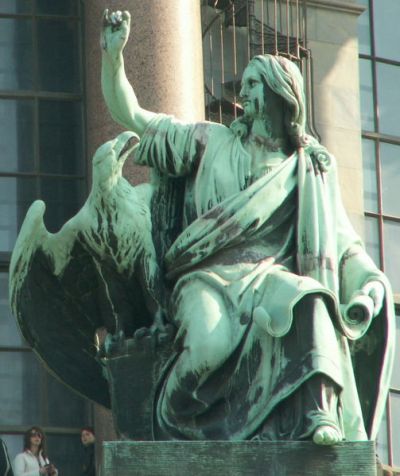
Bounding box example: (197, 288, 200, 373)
(358, 0, 400, 467)
(0, 2, 91, 475)
(0, 1, 398, 474)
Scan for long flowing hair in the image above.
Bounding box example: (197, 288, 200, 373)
(23, 426, 47, 459)
(231, 54, 308, 148)
(231, 54, 330, 164)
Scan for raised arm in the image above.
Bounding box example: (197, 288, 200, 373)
(101, 10, 156, 136)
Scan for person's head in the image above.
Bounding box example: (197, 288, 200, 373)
(80, 427, 95, 447)
(23, 426, 46, 455)
(234, 54, 308, 149)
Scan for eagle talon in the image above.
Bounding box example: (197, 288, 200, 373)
(104, 330, 126, 356)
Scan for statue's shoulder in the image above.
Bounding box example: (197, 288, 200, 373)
(152, 114, 232, 139)
(304, 136, 337, 173)
(197, 119, 231, 133)
(201, 120, 236, 140)
(186, 120, 234, 149)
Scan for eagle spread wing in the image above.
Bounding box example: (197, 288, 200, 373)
(9, 132, 163, 407)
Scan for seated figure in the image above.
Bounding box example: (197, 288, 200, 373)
(99, 10, 394, 445)
(10, 10, 394, 446)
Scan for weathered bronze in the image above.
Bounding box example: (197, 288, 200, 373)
(9, 9, 394, 447)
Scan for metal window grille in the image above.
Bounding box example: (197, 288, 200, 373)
(201, 0, 318, 137)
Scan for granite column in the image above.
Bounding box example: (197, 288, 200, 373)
(82, 0, 205, 464)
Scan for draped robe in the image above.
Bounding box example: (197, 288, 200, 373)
(135, 115, 394, 441)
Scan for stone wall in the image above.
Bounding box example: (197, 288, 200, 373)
(306, 0, 365, 236)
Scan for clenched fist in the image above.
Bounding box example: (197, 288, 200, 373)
(101, 9, 131, 60)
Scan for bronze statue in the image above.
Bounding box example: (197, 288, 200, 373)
(10, 10, 394, 446)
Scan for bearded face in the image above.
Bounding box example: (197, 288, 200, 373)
(239, 64, 265, 119)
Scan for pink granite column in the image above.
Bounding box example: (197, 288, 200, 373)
(84, 0, 205, 184)
(83, 0, 205, 466)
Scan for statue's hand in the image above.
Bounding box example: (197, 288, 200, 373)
(360, 280, 385, 317)
(101, 9, 130, 60)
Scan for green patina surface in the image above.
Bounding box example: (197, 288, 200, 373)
(9, 9, 395, 447)
(102, 440, 377, 476)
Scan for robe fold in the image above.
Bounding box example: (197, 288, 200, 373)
(135, 114, 394, 441)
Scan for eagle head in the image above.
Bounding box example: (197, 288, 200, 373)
(92, 131, 139, 190)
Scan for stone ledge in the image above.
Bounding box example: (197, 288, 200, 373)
(378, 462, 400, 476)
(305, 0, 365, 16)
(102, 440, 377, 476)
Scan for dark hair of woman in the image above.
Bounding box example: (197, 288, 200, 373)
(80, 426, 95, 436)
(23, 426, 47, 459)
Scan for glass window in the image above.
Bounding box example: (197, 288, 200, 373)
(0, 19, 34, 91)
(377, 62, 400, 137)
(374, 0, 400, 62)
(46, 433, 83, 475)
(364, 216, 380, 267)
(390, 392, 400, 467)
(0, 351, 42, 426)
(383, 220, 400, 293)
(39, 100, 84, 175)
(362, 138, 377, 213)
(37, 19, 81, 93)
(0, 177, 36, 252)
(39, 178, 85, 233)
(391, 317, 400, 390)
(47, 373, 89, 428)
(0, 99, 35, 173)
(359, 59, 375, 132)
(358, 0, 400, 468)
(0, 5, 89, 472)
(0, 272, 25, 347)
(0, 1, 32, 14)
(0, 434, 23, 464)
(36, 0, 77, 16)
(381, 142, 400, 217)
(357, 0, 371, 55)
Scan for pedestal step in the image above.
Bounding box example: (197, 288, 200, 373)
(102, 440, 377, 476)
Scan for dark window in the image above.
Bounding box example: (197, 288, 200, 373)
(37, 19, 81, 93)
(358, 0, 400, 467)
(0, 18, 34, 91)
(201, 1, 317, 135)
(0, 99, 35, 173)
(39, 100, 84, 175)
(0, 2, 91, 476)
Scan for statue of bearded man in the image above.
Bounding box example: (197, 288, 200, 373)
(100, 10, 394, 445)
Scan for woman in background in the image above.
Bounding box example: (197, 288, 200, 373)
(13, 427, 57, 476)
(80, 427, 95, 476)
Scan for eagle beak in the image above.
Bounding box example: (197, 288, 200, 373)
(118, 131, 140, 161)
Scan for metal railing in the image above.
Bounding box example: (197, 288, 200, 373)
(201, 0, 319, 138)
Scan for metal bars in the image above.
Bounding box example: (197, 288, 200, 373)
(202, 0, 316, 133)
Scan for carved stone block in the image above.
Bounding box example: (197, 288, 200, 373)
(102, 440, 377, 476)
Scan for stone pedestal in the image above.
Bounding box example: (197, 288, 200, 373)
(102, 440, 377, 476)
(101, 334, 174, 440)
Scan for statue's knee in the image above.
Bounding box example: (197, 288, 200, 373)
(189, 332, 230, 369)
